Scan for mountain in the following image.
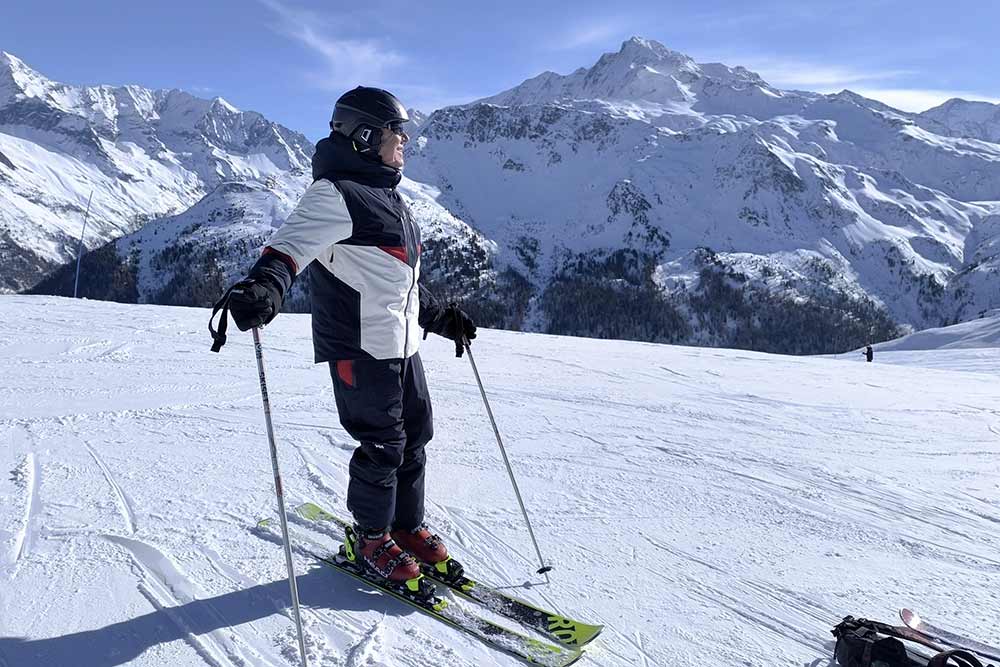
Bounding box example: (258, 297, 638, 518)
(32, 175, 498, 318)
(918, 98, 1000, 143)
(404, 107, 428, 133)
(8, 54, 496, 317)
(11, 41, 1000, 354)
(0, 50, 312, 293)
(401, 37, 1000, 352)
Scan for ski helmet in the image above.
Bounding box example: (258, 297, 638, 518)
(331, 86, 409, 152)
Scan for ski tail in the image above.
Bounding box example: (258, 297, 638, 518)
(900, 608, 1000, 663)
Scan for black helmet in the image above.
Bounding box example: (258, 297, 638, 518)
(331, 86, 409, 151)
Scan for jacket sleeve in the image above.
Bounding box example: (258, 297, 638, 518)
(265, 179, 353, 275)
(245, 179, 354, 303)
(418, 280, 444, 330)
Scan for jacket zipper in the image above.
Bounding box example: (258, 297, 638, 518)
(397, 190, 418, 357)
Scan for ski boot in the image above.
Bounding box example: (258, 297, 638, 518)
(390, 524, 465, 583)
(340, 524, 437, 602)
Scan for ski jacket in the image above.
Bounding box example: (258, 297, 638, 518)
(251, 133, 440, 362)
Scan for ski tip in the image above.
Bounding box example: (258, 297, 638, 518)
(899, 608, 920, 625)
(578, 624, 604, 646)
(554, 623, 604, 647)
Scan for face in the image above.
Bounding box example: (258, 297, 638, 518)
(378, 124, 408, 169)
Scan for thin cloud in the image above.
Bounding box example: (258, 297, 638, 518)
(551, 20, 632, 51)
(258, 0, 405, 91)
(387, 82, 481, 115)
(709, 55, 913, 89)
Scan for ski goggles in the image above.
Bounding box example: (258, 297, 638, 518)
(386, 122, 409, 143)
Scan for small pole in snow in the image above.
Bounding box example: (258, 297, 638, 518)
(73, 191, 94, 299)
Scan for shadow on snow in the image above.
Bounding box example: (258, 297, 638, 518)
(0, 563, 415, 667)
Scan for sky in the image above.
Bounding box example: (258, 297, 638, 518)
(1, 0, 998, 140)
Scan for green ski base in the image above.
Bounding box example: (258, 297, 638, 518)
(296, 501, 604, 648)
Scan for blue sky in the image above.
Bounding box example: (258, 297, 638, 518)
(2, 0, 997, 140)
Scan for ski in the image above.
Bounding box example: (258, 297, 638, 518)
(315, 550, 583, 667)
(900, 608, 1000, 663)
(295, 501, 604, 647)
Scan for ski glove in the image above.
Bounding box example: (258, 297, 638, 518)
(228, 278, 282, 331)
(423, 304, 477, 345)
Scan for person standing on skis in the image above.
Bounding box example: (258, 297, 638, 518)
(222, 86, 476, 590)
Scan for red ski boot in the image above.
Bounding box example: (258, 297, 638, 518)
(390, 524, 465, 582)
(347, 526, 421, 584)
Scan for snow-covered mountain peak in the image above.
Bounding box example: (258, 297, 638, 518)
(476, 37, 785, 115)
(614, 35, 697, 70)
(0, 51, 317, 293)
(404, 107, 428, 133)
(918, 97, 1000, 143)
(0, 50, 56, 105)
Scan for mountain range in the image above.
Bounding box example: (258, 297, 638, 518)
(7, 38, 1000, 354)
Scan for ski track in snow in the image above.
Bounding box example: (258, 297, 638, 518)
(344, 619, 387, 667)
(10, 452, 37, 565)
(1, 423, 43, 580)
(81, 437, 138, 534)
(105, 534, 274, 667)
(2, 296, 1000, 666)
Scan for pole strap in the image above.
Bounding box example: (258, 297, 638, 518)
(208, 286, 236, 352)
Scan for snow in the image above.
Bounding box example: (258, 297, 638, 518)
(874, 309, 1000, 351)
(2, 295, 999, 666)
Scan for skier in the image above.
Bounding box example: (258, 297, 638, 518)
(222, 87, 476, 590)
(864, 345, 874, 363)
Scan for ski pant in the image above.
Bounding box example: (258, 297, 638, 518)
(329, 353, 433, 532)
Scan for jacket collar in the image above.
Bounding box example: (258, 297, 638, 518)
(312, 132, 401, 189)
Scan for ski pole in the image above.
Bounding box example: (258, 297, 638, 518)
(72, 190, 93, 298)
(461, 336, 553, 583)
(251, 327, 309, 667)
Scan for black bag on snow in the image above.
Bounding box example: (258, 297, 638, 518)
(834, 616, 914, 666)
(832, 616, 988, 667)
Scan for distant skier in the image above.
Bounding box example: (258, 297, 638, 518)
(220, 87, 476, 588)
(863, 345, 874, 362)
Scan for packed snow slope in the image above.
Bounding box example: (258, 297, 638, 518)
(1, 295, 998, 667)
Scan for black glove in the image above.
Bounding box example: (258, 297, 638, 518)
(228, 278, 282, 331)
(424, 304, 477, 344)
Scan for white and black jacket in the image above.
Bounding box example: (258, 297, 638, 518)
(248, 133, 442, 362)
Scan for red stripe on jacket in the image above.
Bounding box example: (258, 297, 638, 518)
(262, 246, 298, 274)
(379, 246, 408, 263)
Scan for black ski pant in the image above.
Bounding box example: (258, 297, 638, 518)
(329, 353, 433, 532)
